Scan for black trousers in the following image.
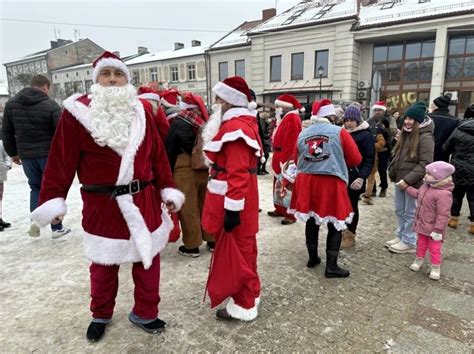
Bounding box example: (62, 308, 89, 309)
(451, 184, 474, 221)
(346, 188, 361, 233)
(374, 151, 389, 193)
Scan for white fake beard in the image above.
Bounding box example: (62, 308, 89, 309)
(88, 83, 138, 149)
(202, 103, 222, 145)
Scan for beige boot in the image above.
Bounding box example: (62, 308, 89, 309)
(448, 216, 459, 229)
(469, 222, 474, 234)
(341, 230, 356, 248)
(362, 195, 374, 205)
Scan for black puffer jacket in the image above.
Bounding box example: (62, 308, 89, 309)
(2, 87, 61, 159)
(165, 116, 196, 170)
(347, 121, 375, 186)
(443, 118, 474, 186)
(428, 109, 459, 162)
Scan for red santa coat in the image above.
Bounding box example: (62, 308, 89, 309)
(141, 100, 170, 142)
(201, 108, 262, 237)
(30, 94, 184, 269)
(272, 110, 302, 175)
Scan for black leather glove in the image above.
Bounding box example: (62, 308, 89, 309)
(224, 209, 241, 232)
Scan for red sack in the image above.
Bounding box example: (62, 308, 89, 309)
(168, 213, 181, 243)
(204, 231, 258, 308)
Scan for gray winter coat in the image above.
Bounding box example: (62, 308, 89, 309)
(389, 118, 434, 188)
(0, 141, 11, 182)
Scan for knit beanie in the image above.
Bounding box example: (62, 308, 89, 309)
(425, 161, 455, 182)
(433, 94, 451, 110)
(405, 101, 427, 124)
(465, 104, 474, 119)
(343, 105, 362, 123)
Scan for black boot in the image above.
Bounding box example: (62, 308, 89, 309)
(86, 321, 107, 342)
(325, 224, 350, 278)
(305, 218, 321, 268)
(0, 219, 11, 228)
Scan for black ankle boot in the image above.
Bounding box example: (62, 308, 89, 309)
(305, 217, 320, 268)
(86, 321, 107, 342)
(325, 225, 350, 278)
(0, 219, 11, 228)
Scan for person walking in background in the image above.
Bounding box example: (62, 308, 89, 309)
(392, 110, 403, 130)
(428, 94, 459, 162)
(268, 94, 302, 225)
(288, 100, 361, 278)
(362, 123, 387, 205)
(443, 104, 474, 234)
(166, 92, 215, 257)
(0, 140, 12, 231)
(387, 102, 434, 254)
(2, 75, 70, 238)
(404, 161, 454, 280)
(257, 111, 271, 175)
(341, 105, 375, 248)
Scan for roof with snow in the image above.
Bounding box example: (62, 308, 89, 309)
(125, 46, 207, 66)
(249, 0, 357, 34)
(209, 20, 264, 50)
(358, 0, 474, 28)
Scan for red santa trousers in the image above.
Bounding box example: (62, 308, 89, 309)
(89, 255, 161, 320)
(273, 177, 296, 221)
(232, 234, 261, 309)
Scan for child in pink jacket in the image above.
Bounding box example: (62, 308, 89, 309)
(401, 161, 455, 280)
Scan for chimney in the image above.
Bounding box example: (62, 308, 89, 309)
(262, 8, 276, 21)
(112, 51, 121, 58)
(138, 46, 149, 54)
(191, 40, 201, 47)
(174, 42, 184, 51)
(50, 41, 59, 49)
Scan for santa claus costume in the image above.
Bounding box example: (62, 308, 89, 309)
(137, 86, 170, 142)
(30, 51, 184, 342)
(288, 99, 361, 278)
(201, 76, 262, 321)
(160, 89, 181, 122)
(269, 94, 302, 224)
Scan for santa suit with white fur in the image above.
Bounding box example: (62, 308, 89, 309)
(272, 94, 302, 219)
(31, 51, 184, 323)
(202, 77, 262, 321)
(137, 86, 170, 142)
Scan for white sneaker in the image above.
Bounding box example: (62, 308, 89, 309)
(429, 265, 441, 280)
(52, 227, 71, 239)
(384, 237, 400, 248)
(389, 241, 416, 254)
(28, 223, 41, 237)
(409, 257, 424, 272)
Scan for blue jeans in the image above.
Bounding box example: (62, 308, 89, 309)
(394, 184, 417, 246)
(22, 158, 63, 231)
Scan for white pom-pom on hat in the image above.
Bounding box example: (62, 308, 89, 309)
(248, 101, 258, 110)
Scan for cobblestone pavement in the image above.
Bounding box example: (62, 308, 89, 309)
(1, 165, 473, 352)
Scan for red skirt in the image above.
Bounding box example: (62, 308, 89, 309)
(288, 173, 353, 230)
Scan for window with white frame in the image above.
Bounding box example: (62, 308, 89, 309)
(218, 62, 228, 81)
(235, 60, 245, 78)
(170, 66, 179, 82)
(149, 67, 158, 82)
(187, 64, 196, 81)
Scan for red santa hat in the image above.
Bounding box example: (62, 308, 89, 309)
(212, 76, 258, 110)
(312, 99, 336, 118)
(161, 89, 180, 108)
(180, 92, 209, 122)
(137, 86, 161, 101)
(92, 51, 131, 84)
(372, 100, 387, 111)
(275, 94, 302, 110)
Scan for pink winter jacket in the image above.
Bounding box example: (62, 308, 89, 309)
(405, 180, 453, 238)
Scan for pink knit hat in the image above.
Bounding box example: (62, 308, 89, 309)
(425, 161, 455, 181)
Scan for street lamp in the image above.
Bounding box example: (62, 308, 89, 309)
(318, 65, 324, 99)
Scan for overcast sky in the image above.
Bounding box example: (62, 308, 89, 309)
(0, 0, 301, 83)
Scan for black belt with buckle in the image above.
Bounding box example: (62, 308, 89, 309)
(209, 164, 258, 180)
(81, 180, 151, 198)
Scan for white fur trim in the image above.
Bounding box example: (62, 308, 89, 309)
(310, 117, 331, 124)
(286, 209, 354, 231)
(248, 101, 258, 110)
(93, 58, 131, 84)
(275, 99, 294, 109)
(315, 105, 336, 117)
(207, 179, 228, 195)
(226, 297, 258, 321)
(213, 82, 249, 108)
(203, 129, 261, 157)
(179, 101, 198, 110)
(161, 99, 178, 108)
(31, 197, 67, 227)
(222, 107, 257, 121)
(83, 209, 172, 265)
(138, 93, 161, 101)
(166, 112, 178, 120)
(160, 188, 185, 212)
(224, 196, 245, 211)
(372, 104, 387, 111)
